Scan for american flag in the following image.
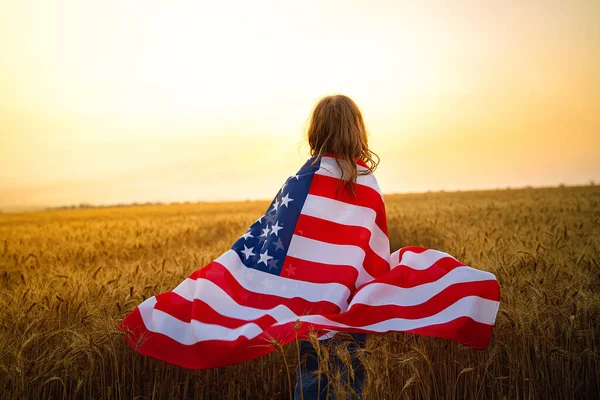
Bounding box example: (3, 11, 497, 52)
(119, 155, 501, 369)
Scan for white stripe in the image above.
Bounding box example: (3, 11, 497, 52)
(138, 289, 499, 344)
(315, 156, 382, 196)
(277, 296, 500, 331)
(138, 296, 263, 344)
(175, 278, 304, 321)
(287, 235, 374, 287)
(172, 265, 497, 321)
(171, 277, 340, 317)
(390, 249, 401, 268)
(142, 277, 347, 344)
(301, 194, 390, 265)
(137, 250, 351, 344)
(348, 266, 498, 308)
(317, 330, 338, 340)
(209, 250, 351, 308)
(398, 249, 458, 270)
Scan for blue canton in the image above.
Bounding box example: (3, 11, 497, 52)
(231, 156, 321, 275)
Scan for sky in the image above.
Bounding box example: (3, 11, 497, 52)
(1, 0, 599, 211)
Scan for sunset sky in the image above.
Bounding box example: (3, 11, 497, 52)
(1, 0, 599, 211)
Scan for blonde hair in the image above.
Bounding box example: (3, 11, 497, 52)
(306, 94, 379, 194)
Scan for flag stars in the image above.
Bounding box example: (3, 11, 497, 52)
(264, 212, 276, 224)
(271, 200, 280, 213)
(258, 250, 273, 266)
(280, 193, 294, 208)
(261, 238, 269, 250)
(233, 162, 312, 277)
(267, 258, 279, 271)
(240, 245, 255, 260)
(270, 221, 283, 237)
(260, 227, 270, 238)
(284, 263, 297, 277)
(273, 238, 285, 251)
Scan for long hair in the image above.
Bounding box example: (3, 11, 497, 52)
(306, 94, 379, 195)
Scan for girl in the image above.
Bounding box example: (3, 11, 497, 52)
(120, 94, 499, 400)
(294, 94, 379, 400)
(294, 94, 376, 399)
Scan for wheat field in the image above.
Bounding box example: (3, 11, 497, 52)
(0, 186, 598, 399)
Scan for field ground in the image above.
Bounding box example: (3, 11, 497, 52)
(0, 186, 599, 399)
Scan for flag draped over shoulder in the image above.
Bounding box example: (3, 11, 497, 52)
(118, 155, 501, 370)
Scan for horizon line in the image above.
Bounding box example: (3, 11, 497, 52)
(1, 181, 597, 215)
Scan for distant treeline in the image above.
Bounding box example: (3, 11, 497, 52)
(44, 201, 170, 212)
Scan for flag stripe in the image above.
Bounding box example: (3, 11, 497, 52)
(401, 316, 495, 350)
(138, 297, 263, 344)
(206, 250, 351, 308)
(300, 194, 390, 265)
(315, 156, 382, 196)
(154, 275, 499, 330)
(287, 234, 374, 287)
(174, 278, 304, 323)
(170, 269, 343, 317)
(343, 282, 501, 323)
(275, 296, 500, 332)
(121, 308, 493, 371)
(308, 173, 388, 234)
(375, 254, 469, 289)
(281, 255, 359, 290)
(390, 246, 431, 268)
(122, 308, 323, 369)
(349, 267, 500, 308)
(138, 289, 498, 344)
(154, 292, 278, 329)
(397, 248, 459, 270)
(304, 316, 496, 350)
(294, 214, 390, 279)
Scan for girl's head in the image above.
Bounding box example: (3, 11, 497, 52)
(306, 94, 379, 189)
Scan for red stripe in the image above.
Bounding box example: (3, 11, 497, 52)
(186, 261, 342, 314)
(406, 316, 495, 349)
(294, 214, 390, 278)
(374, 255, 466, 288)
(119, 307, 313, 370)
(281, 255, 358, 291)
(344, 281, 501, 323)
(308, 173, 388, 235)
(153, 292, 277, 329)
(306, 315, 495, 350)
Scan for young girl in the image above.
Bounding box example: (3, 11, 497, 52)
(294, 94, 375, 398)
(120, 94, 499, 399)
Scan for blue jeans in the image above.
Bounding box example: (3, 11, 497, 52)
(294, 333, 367, 400)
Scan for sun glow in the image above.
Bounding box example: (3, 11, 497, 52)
(1, 0, 598, 210)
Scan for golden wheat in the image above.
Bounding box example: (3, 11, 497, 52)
(0, 187, 599, 399)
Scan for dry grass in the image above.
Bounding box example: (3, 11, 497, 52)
(0, 186, 599, 399)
